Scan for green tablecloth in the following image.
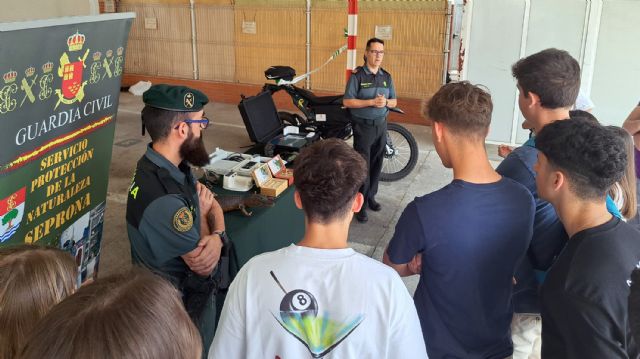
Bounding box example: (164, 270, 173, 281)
(215, 185, 305, 274)
(211, 185, 304, 337)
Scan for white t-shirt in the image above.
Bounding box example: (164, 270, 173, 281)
(209, 244, 427, 359)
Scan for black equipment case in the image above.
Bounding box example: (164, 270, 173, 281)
(238, 91, 315, 155)
(238, 91, 284, 144)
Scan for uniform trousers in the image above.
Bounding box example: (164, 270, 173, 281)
(352, 116, 387, 204)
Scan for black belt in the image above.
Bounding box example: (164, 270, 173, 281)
(352, 116, 386, 126)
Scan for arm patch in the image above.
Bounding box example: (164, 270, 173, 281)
(173, 206, 194, 232)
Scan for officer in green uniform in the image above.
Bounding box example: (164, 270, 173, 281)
(343, 38, 397, 223)
(126, 84, 224, 356)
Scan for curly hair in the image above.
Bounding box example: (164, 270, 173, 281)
(294, 139, 367, 223)
(536, 118, 627, 200)
(569, 109, 599, 124)
(425, 81, 493, 138)
(512, 48, 581, 109)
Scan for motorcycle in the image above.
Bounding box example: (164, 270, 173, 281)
(261, 65, 419, 182)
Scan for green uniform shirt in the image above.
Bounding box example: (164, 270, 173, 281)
(344, 66, 396, 120)
(126, 145, 201, 285)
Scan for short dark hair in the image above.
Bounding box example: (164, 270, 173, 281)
(20, 268, 201, 359)
(141, 105, 190, 141)
(366, 37, 384, 49)
(536, 118, 627, 200)
(426, 81, 493, 137)
(569, 109, 599, 124)
(294, 139, 367, 223)
(512, 48, 581, 109)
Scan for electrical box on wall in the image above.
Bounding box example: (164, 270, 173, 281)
(144, 17, 157, 30)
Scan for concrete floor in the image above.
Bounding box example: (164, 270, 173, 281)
(100, 92, 503, 294)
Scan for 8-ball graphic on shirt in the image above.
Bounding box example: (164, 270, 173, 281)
(280, 289, 318, 319)
(269, 270, 365, 358)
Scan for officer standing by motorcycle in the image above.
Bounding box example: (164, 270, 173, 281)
(343, 38, 397, 223)
(125, 84, 226, 356)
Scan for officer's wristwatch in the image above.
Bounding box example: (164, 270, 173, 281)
(213, 230, 227, 241)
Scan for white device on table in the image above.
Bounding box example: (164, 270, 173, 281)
(204, 150, 253, 176)
(234, 159, 262, 176)
(223, 172, 254, 191)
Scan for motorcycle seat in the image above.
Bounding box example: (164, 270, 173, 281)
(295, 86, 344, 106)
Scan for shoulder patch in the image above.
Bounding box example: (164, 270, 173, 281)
(173, 206, 193, 232)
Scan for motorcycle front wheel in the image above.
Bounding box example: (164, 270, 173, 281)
(380, 123, 419, 182)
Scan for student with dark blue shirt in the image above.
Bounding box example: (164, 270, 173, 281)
(496, 48, 581, 358)
(383, 82, 535, 359)
(534, 118, 640, 359)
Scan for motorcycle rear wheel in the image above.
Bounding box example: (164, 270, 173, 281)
(380, 123, 419, 182)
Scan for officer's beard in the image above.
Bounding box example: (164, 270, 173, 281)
(180, 129, 210, 167)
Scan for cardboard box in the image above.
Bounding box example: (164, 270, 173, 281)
(267, 155, 294, 186)
(252, 163, 288, 197)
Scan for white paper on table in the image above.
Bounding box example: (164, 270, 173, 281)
(283, 126, 299, 135)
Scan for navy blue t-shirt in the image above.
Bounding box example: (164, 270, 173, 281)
(387, 178, 535, 359)
(496, 145, 568, 314)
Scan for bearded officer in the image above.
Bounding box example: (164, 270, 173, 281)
(126, 84, 224, 355)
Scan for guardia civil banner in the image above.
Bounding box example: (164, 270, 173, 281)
(0, 13, 134, 283)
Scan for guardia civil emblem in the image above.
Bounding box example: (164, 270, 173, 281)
(173, 207, 193, 232)
(184, 92, 194, 109)
(55, 31, 89, 109)
(0, 187, 26, 243)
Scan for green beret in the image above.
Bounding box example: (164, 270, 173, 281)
(143, 84, 209, 112)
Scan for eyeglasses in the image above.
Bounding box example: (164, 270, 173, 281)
(369, 50, 385, 56)
(177, 116, 210, 130)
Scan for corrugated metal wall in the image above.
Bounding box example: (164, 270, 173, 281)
(120, 0, 446, 99)
(196, 3, 235, 82)
(120, 1, 195, 78)
(311, 1, 446, 98)
(234, 1, 306, 85)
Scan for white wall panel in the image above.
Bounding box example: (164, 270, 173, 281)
(465, 0, 525, 143)
(591, 0, 640, 126)
(465, 0, 637, 143)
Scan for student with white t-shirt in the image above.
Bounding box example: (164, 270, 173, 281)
(209, 139, 427, 359)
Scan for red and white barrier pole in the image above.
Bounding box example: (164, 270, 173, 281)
(346, 0, 358, 82)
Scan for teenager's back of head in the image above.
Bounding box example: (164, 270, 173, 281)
(294, 138, 367, 224)
(426, 81, 493, 140)
(536, 118, 627, 200)
(19, 268, 201, 359)
(512, 48, 581, 109)
(0, 245, 77, 359)
(212, 140, 427, 358)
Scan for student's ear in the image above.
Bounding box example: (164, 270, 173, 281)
(552, 170, 565, 192)
(352, 192, 364, 213)
(528, 91, 542, 108)
(294, 191, 303, 210)
(433, 121, 445, 142)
